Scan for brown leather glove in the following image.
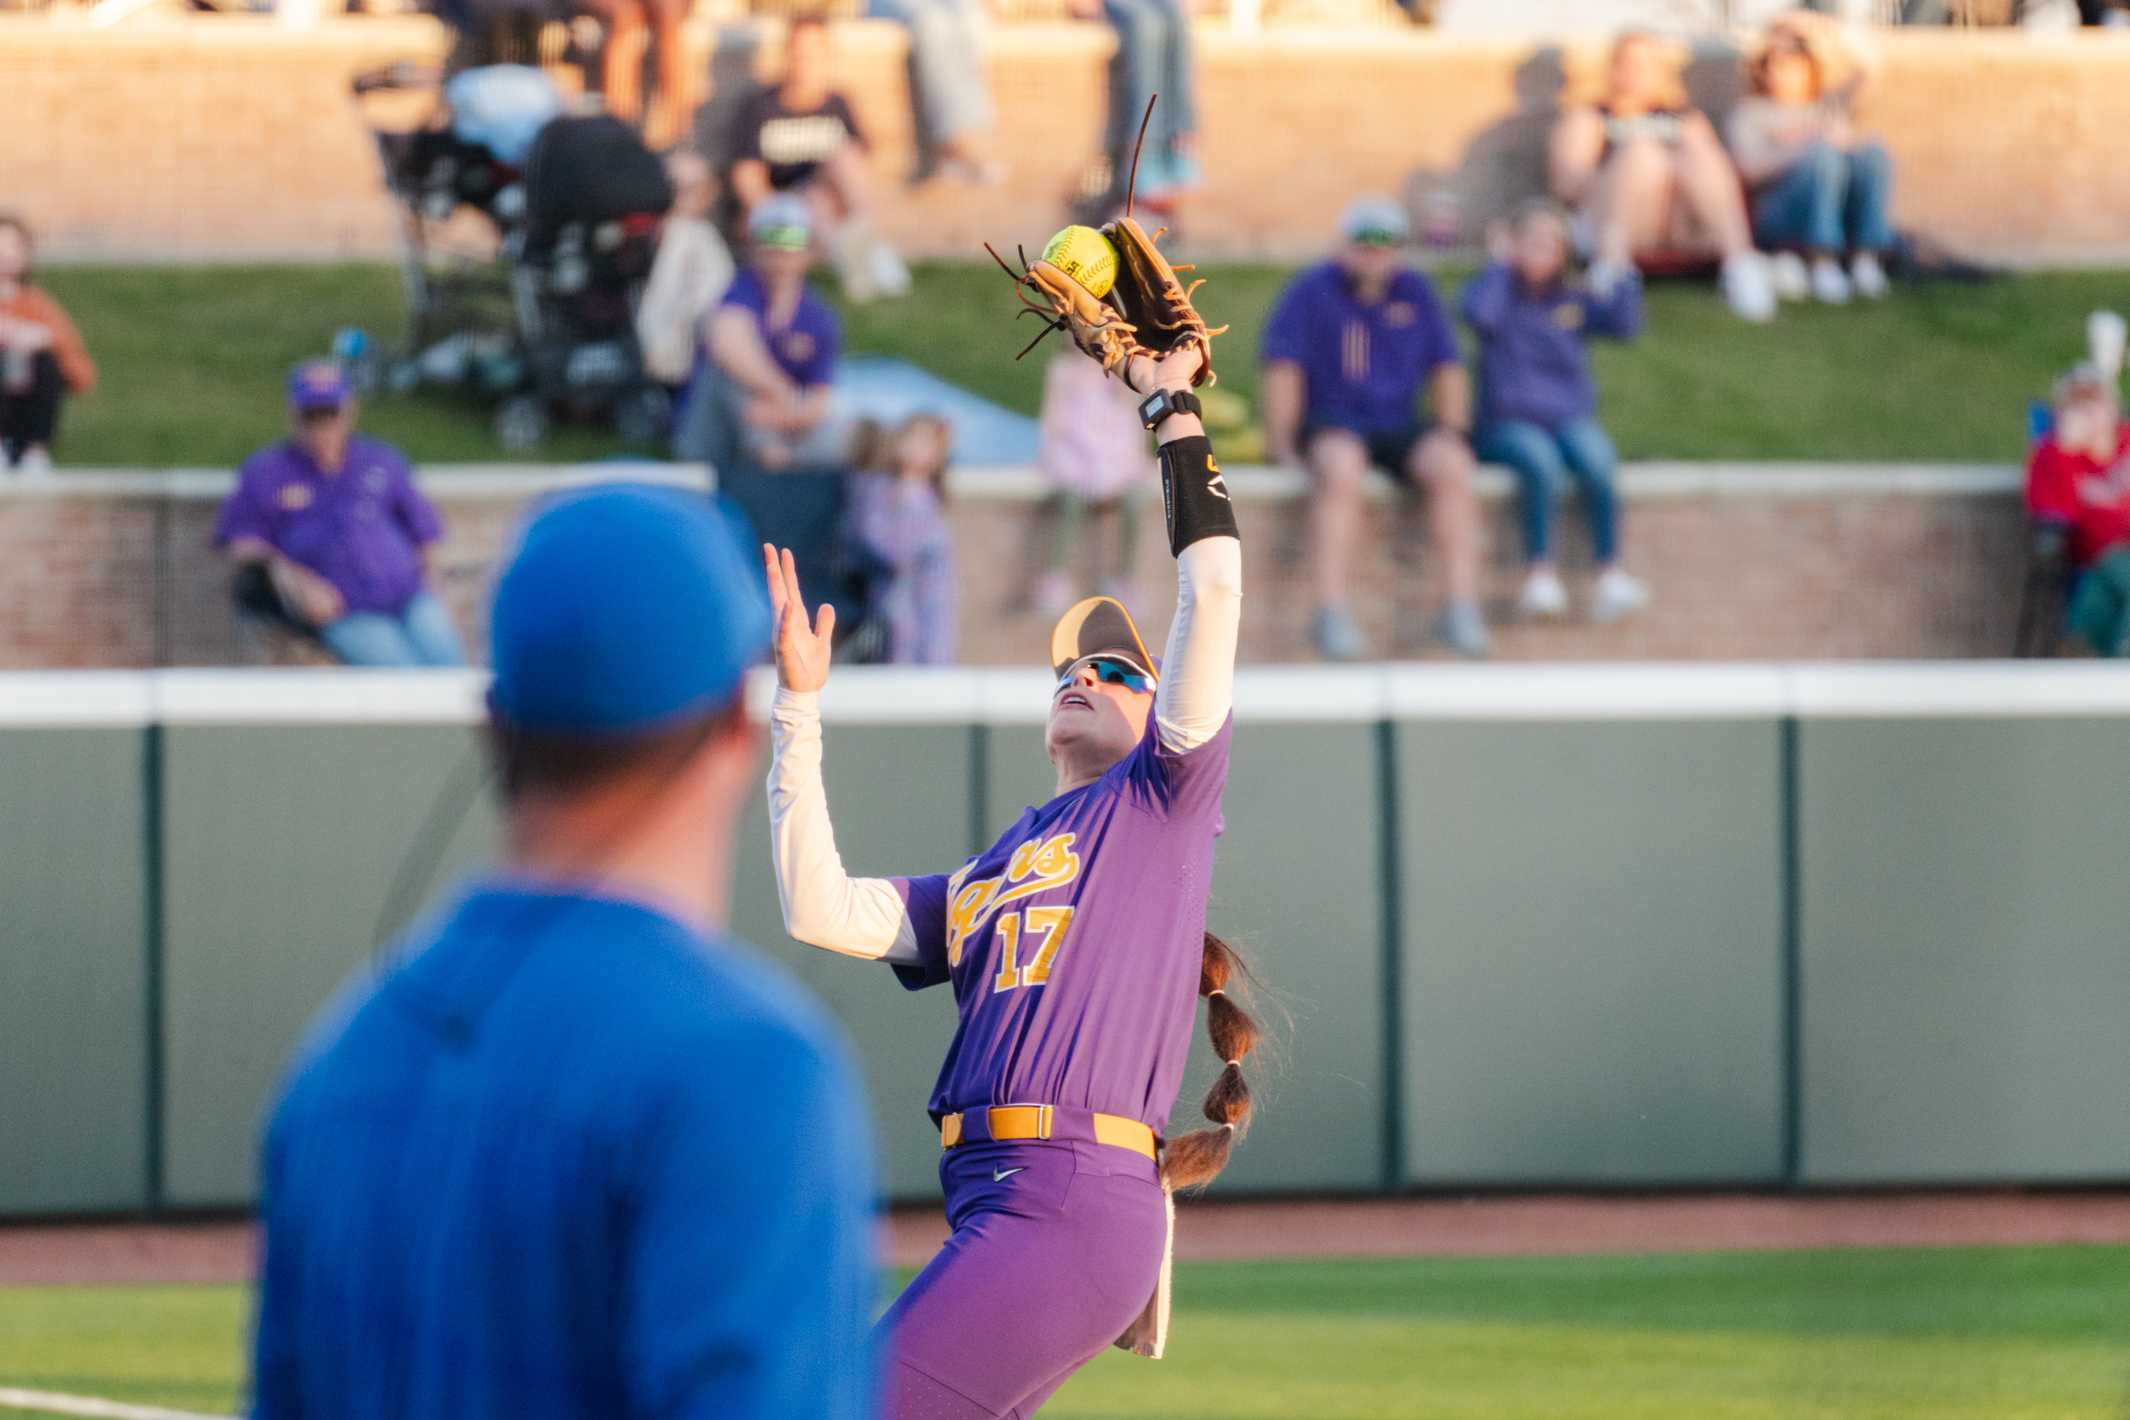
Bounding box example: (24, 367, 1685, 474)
(1100, 216, 1222, 389)
(995, 221, 1226, 392)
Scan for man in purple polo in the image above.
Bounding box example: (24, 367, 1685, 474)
(676, 195, 854, 475)
(1260, 195, 1488, 662)
(216, 362, 466, 667)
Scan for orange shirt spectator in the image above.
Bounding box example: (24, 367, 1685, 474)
(1, 214, 95, 475)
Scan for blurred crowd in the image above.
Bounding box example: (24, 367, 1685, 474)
(5, 2, 2128, 666)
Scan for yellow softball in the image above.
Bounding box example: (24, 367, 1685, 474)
(1042, 225, 1119, 300)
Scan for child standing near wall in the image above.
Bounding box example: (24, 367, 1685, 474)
(1030, 347, 1153, 613)
(847, 413, 957, 664)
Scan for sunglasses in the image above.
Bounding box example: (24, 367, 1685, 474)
(1349, 229, 1404, 248)
(1059, 656, 1154, 694)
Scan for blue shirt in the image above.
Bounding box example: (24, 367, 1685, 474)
(215, 435, 441, 616)
(1459, 262, 1642, 430)
(720, 268, 840, 388)
(251, 884, 876, 1420)
(1259, 260, 1461, 436)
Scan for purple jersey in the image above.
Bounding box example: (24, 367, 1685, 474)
(892, 715, 1232, 1134)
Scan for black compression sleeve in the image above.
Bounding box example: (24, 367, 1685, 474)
(1159, 435, 1239, 557)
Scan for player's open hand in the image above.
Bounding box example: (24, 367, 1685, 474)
(764, 543, 835, 693)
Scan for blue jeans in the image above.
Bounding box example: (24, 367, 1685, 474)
(1476, 417, 1621, 565)
(320, 591, 467, 667)
(1101, 0, 1197, 193)
(1752, 140, 1895, 254)
(868, 0, 992, 154)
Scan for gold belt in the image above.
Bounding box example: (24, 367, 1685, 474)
(939, 1104, 1158, 1161)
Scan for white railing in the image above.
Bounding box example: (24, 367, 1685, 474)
(5, 660, 2130, 729)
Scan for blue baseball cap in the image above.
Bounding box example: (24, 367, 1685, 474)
(287, 360, 353, 412)
(748, 194, 814, 252)
(487, 485, 772, 735)
(1340, 195, 1411, 247)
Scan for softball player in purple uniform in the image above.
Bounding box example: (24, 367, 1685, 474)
(764, 338, 1257, 1419)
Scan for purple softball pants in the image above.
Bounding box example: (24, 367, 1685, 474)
(878, 1138, 1168, 1418)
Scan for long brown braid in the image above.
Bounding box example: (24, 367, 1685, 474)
(1161, 932, 1262, 1192)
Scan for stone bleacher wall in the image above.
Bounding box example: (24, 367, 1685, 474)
(0, 466, 2034, 670)
(5, 19, 2130, 265)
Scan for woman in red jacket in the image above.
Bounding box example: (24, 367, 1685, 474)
(2027, 365, 2130, 654)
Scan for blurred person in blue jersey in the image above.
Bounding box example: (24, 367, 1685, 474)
(249, 485, 876, 1420)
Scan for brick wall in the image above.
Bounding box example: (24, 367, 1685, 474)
(0, 465, 2037, 670)
(6, 20, 2130, 265)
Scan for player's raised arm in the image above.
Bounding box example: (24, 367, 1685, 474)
(1126, 344, 1242, 755)
(762, 545, 933, 964)
(1002, 213, 1239, 754)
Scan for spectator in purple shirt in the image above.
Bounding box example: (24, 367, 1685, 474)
(676, 195, 855, 475)
(216, 362, 465, 667)
(1261, 196, 1487, 661)
(1462, 200, 1650, 625)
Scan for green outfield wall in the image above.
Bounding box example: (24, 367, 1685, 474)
(2, 664, 2128, 1216)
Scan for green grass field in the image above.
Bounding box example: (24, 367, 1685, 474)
(3, 1247, 2126, 1419)
(35, 262, 2125, 469)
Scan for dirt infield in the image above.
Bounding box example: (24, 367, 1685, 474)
(4, 1192, 2128, 1285)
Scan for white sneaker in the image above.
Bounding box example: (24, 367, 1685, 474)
(1768, 251, 1810, 302)
(12, 446, 53, 479)
(1810, 256, 1852, 305)
(1721, 252, 1777, 324)
(1429, 601, 1491, 659)
(833, 233, 877, 303)
(1518, 567, 1569, 619)
(868, 241, 912, 300)
(1850, 252, 1890, 300)
(1311, 605, 1367, 662)
(1591, 567, 1650, 624)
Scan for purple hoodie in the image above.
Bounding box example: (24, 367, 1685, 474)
(1459, 262, 1642, 430)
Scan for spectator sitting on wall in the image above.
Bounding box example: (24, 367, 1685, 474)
(675, 196, 855, 475)
(1462, 200, 1649, 625)
(638, 150, 737, 397)
(216, 363, 466, 668)
(729, 14, 911, 302)
(847, 413, 957, 664)
(1727, 12, 1893, 305)
(1065, 0, 1199, 218)
(578, 0, 693, 149)
(2027, 365, 2130, 655)
(1260, 196, 1488, 662)
(1030, 345, 1151, 615)
(0, 213, 96, 478)
(870, 0, 1004, 186)
(1550, 29, 1776, 324)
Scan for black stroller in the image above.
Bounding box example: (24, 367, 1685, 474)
(352, 63, 675, 450)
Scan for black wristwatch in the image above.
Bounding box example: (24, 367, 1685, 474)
(1138, 387, 1203, 431)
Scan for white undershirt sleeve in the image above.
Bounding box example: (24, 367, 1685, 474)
(766, 689, 924, 965)
(1154, 535, 1243, 754)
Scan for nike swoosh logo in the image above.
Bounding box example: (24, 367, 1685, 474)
(992, 1166, 1026, 1182)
